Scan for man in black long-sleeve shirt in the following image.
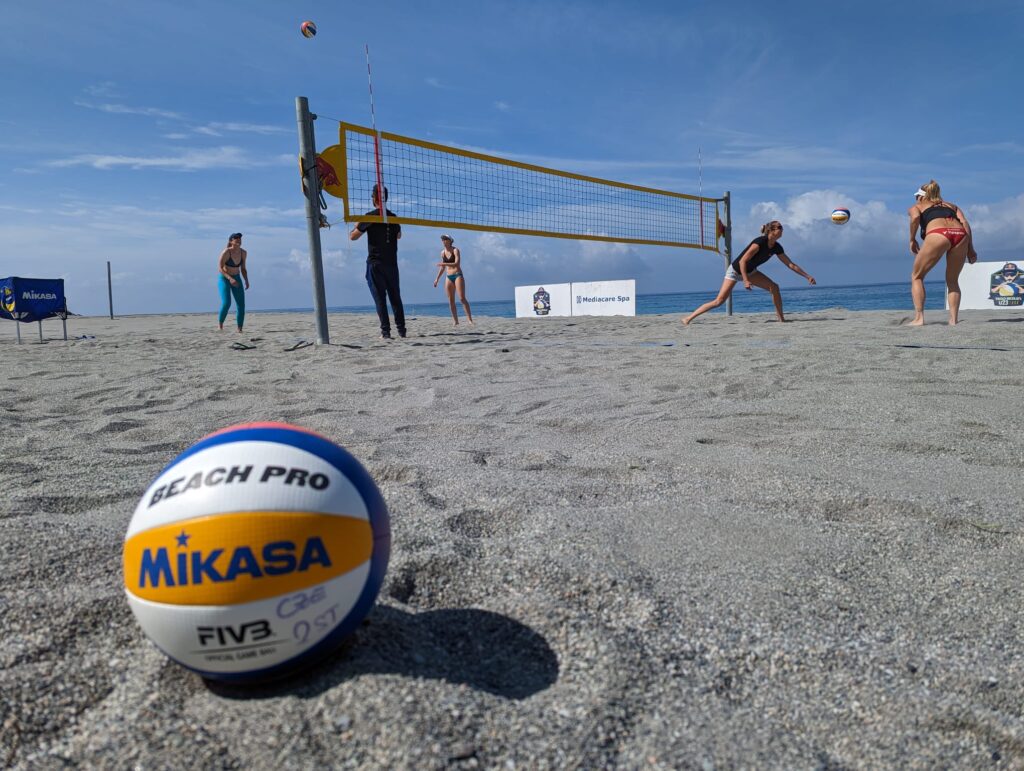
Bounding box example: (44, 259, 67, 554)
(350, 184, 406, 339)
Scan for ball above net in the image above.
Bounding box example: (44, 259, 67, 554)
(300, 21, 317, 38)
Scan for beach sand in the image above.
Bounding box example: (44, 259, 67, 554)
(2, 308, 1022, 768)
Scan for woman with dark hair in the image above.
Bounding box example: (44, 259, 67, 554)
(907, 180, 977, 326)
(217, 232, 248, 332)
(682, 221, 815, 325)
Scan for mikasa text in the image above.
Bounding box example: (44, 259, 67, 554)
(138, 537, 332, 588)
(148, 464, 330, 508)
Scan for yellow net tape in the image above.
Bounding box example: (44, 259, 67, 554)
(335, 122, 721, 251)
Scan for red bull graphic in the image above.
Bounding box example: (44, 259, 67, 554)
(316, 144, 347, 200)
(990, 262, 1023, 307)
(316, 156, 340, 188)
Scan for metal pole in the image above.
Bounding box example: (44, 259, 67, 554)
(295, 96, 330, 345)
(15, 320, 20, 344)
(723, 191, 734, 316)
(37, 320, 42, 342)
(107, 261, 114, 319)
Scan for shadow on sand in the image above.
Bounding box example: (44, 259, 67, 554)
(206, 605, 559, 701)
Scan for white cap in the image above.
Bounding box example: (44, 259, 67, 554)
(914, 188, 926, 199)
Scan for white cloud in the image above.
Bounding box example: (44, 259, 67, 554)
(0, 203, 44, 215)
(46, 146, 286, 171)
(494, 101, 511, 113)
(74, 100, 185, 121)
(83, 82, 121, 99)
(948, 142, 1024, 156)
(742, 190, 905, 263)
(472, 232, 545, 269)
(288, 246, 357, 276)
(737, 189, 1024, 268)
(193, 122, 291, 136)
(969, 194, 1024, 248)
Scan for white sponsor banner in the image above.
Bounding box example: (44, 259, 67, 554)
(571, 280, 635, 317)
(948, 260, 1024, 310)
(515, 283, 572, 318)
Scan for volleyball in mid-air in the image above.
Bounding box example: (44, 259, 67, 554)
(122, 422, 390, 682)
(831, 208, 851, 225)
(300, 20, 317, 38)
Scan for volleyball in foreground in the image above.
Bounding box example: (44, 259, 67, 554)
(123, 422, 390, 682)
(300, 20, 317, 38)
(831, 207, 851, 225)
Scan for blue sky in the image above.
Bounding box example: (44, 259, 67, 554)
(1, 0, 1022, 315)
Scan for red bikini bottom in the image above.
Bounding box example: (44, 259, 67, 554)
(929, 227, 967, 248)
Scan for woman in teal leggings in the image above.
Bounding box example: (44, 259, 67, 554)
(218, 232, 249, 331)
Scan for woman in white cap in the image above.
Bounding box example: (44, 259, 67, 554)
(433, 234, 474, 325)
(907, 181, 977, 326)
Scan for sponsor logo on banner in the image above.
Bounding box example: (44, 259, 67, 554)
(533, 287, 551, 315)
(990, 262, 1024, 307)
(1, 286, 14, 313)
(575, 293, 632, 304)
(570, 280, 636, 316)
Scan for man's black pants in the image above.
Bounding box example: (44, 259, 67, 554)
(365, 260, 406, 336)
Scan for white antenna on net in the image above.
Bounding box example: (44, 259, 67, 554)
(364, 44, 387, 226)
(698, 146, 705, 248)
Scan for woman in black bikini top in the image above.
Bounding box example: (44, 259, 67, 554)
(907, 180, 976, 326)
(432, 234, 474, 326)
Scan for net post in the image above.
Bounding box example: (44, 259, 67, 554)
(296, 96, 330, 345)
(723, 191, 733, 316)
(107, 260, 114, 319)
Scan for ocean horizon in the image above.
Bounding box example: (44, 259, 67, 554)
(253, 280, 947, 319)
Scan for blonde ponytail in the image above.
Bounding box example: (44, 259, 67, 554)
(921, 180, 942, 202)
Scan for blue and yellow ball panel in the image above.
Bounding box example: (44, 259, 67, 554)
(123, 422, 390, 682)
(831, 208, 851, 224)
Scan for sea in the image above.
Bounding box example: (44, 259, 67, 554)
(259, 281, 946, 319)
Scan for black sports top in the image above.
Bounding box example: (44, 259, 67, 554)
(224, 250, 241, 269)
(731, 235, 784, 273)
(919, 203, 960, 237)
(441, 250, 456, 264)
(356, 208, 402, 264)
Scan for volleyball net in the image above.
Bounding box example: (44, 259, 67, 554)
(326, 121, 724, 252)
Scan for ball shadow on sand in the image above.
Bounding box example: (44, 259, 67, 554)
(206, 605, 559, 701)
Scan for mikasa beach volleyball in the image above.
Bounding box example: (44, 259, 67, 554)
(122, 423, 390, 682)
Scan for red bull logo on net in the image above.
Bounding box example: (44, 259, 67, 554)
(122, 422, 390, 682)
(316, 155, 341, 188)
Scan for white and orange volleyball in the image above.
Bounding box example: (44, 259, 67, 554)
(123, 422, 390, 682)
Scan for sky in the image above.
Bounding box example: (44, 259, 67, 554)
(1, 0, 1023, 316)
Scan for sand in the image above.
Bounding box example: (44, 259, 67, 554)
(2, 307, 1023, 769)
